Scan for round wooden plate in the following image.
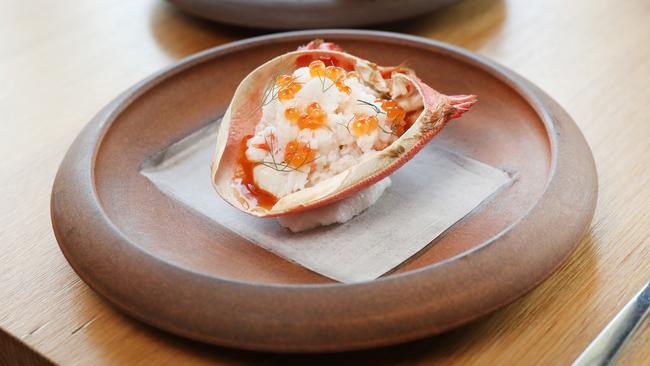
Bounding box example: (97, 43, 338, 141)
(51, 30, 597, 352)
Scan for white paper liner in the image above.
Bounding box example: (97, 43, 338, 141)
(141, 121, 512, 283)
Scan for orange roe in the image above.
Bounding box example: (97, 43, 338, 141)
(298, 114, 326, 130)
(309, 60, 326, 77)
(351, 113, 381, 136)
(336, 81, 351, 94)
(284, 140, 316, 168)
(377, 99, 398, 110)
(366, 115, 379, 130)
(284, 107, 300, 122)
(375, 98, 407, 135)
(386, 106, 406, 124)
(287, 102, 324, 129)
(307, 106, 325, 121)
(307, 102, 321, 112)
(275, 74, 294, 87)
(289, 82, 302, 94)
(325, 66, 345, 82)
(351, 115, 369, 136)
(287, 102, 328, 130)
(278, 88, 294, 102)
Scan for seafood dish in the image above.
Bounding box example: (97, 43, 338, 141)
(211, 40, 477, 230)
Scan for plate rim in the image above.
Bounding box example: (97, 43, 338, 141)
(51, 29, 597, 352)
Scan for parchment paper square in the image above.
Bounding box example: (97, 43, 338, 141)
(141, 121, 511, 283)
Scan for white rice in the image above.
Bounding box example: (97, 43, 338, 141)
(276, 177, 392, 232)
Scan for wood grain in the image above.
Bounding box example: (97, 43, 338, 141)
(1, 0, 649, 364)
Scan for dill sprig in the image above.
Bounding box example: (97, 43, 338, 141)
(315, 66, 347, 94)
(334, 114, 354, 134)
(239, 57, 296, 122)
(254, 56, 298, 109)
(258, 155, 320, 173)
(356, 99, 385, 115)
(261, 75, 302, 107)
(377, 123, 400, 137)
(260, 77, 278, 107)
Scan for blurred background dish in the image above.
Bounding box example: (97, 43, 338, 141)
(166, 0, 460, 29)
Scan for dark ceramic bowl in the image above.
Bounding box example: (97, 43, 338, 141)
(167, 0, 459, 29)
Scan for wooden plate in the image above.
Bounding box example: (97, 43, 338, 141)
(51, 30, 597, 352)
(166, 0, 459, 29)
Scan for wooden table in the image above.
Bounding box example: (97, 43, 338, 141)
(2, 0, 649, 364)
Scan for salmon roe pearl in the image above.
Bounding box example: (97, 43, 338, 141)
(387, 106, 405, 122)
(308, 109, 326, 124)
(284, 140, 315, 168)
(289, 82, 302, 94)
(307, 102, 321, 112)
(278, 88, 294, 102)
(325, 66, 345, 82)
(299, 102, 326, 128)
(336, 81, 351, 95)
(284, 107, 300, 122)
(309, 60, 326, 77)
(381, 100, 398, 110)
(366, 115, 379, 130)
(351, 115, 370, 136)
(275, 74, 293, 87)
(299, 115, 326, 130)
(285, 140, 298, 156)
(308, 106, 324, 119)
(299, 117, 316, 130)
(297, 115, 309, 129)
(351, 114, 379, 136)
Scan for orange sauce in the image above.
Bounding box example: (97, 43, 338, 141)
(235, 135, 278, 210)
(295, 53, 355, 72)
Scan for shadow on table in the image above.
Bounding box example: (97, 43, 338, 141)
(147, 0, 505, 61)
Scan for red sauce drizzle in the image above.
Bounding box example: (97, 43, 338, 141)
(381, 67, 410, 80)
(295, 53, 355, 71)
(295, 54, 314, 68)
(380, 69, 393, 79)
(235, 135, 278, 210)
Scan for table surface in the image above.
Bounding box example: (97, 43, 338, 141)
(2, 0, 650, 364)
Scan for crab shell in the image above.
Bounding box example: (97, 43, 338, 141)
(211, 47, 477, 218)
